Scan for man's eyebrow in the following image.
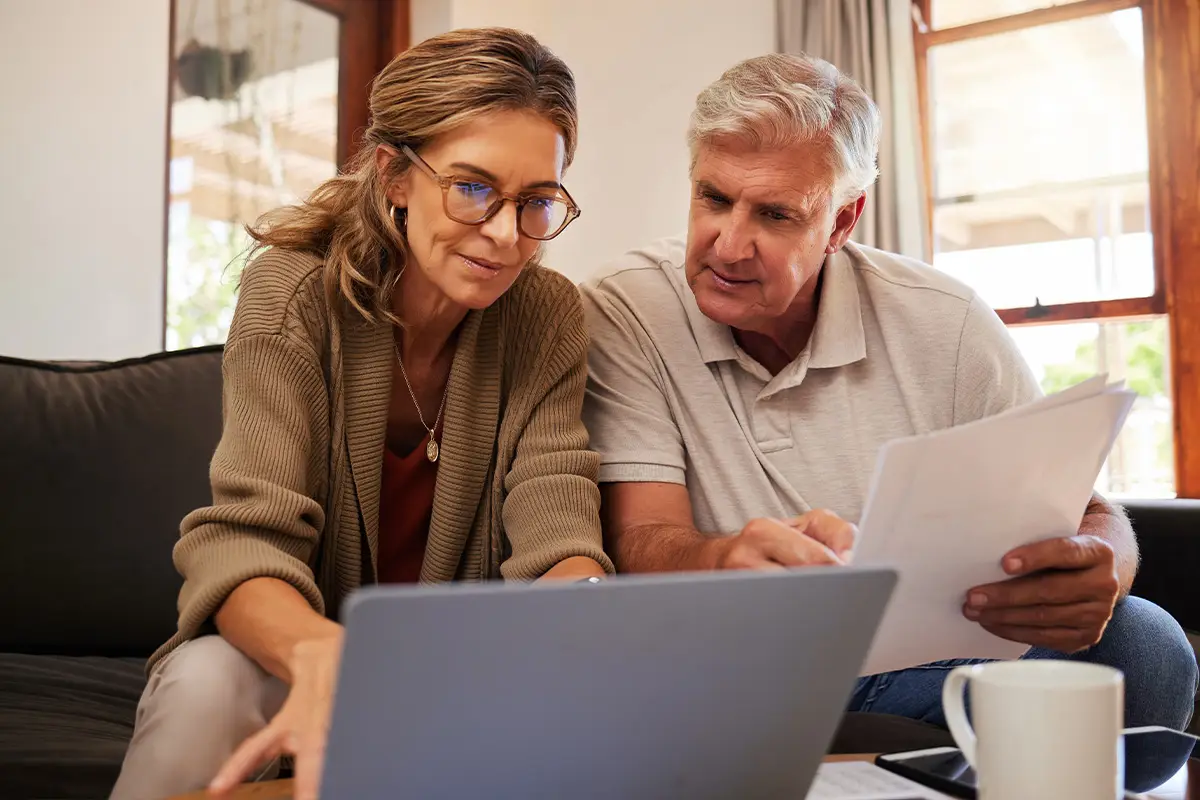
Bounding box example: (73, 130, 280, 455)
(695, 180, 727, 196)
(696, 180, 806, 217)
(758, 201, 805, 218)
(447, 162, 562, 191)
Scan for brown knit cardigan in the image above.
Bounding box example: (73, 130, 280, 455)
(150, 248, 613, 669)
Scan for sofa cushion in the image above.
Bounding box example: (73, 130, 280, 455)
(0, 347, 224, 657)
(1123, 499, 1200, 633)
(0, 654, 143, 799)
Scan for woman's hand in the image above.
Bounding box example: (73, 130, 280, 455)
(208, 631, 344, 800)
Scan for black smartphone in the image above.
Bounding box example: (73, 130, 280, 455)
(874, 726, 1199, 799)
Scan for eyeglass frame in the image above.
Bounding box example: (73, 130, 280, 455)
(397, 144, 581, 241)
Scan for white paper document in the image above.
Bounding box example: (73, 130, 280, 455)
(855, 379, 1136, 676)
(808, 761, 950, 799)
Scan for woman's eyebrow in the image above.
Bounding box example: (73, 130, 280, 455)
(448, 162, 562, 191)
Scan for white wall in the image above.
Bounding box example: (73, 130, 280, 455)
(0, 0, 169, 360)
(409, 0, 778, 282)
(0, 1, 773, 360)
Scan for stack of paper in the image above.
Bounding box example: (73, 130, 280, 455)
(855, 376, 1136, 676)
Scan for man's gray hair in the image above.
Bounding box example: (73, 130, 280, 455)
(688, 53, 881, 204)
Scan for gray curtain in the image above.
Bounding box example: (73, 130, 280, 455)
(778, 0, 930, 262)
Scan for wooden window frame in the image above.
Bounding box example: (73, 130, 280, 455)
(914, 0, 1200, 496)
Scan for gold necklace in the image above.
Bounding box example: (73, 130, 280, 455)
(392, 342, 450, 463)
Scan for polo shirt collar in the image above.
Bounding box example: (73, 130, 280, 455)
(809, 246, 867, 369)
(683, 246, 867, 369)
(681, 276, 740, 365)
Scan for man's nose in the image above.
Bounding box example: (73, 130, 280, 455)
(713, 213, 754, 263)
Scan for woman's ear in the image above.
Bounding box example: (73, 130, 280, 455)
(375, 143, 409, 210)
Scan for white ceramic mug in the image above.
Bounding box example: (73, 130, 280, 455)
(942, 660, 1124, 800)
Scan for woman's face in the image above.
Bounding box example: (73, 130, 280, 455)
(385, 110, 568, 311)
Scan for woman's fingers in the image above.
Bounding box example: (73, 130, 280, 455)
(208, 726, 283, 796)
(291, 737, 329, 800)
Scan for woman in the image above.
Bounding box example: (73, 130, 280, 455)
(110, 28, 612, 800)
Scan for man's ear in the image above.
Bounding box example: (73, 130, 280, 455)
(827, 192, 867, 253)
(375, 143, 409, 210)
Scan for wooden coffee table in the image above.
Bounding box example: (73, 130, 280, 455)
(168, 755, 877, 798)
(171, 781, 292, 800)
(167, 753, 1200, 798)
(174, 751, 1200, 799)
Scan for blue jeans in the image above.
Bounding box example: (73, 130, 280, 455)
(849, 597, 1198, 730)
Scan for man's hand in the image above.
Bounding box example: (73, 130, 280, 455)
(702, 509, 858, 570)
(964, 535, 1120, 653)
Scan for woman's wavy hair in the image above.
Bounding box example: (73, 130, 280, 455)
(245, 27, 578, 326)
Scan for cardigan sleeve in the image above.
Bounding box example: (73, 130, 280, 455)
(171, 331, 330, 642)
(499, 292, 616, 579)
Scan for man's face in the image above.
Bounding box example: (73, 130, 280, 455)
(685, 139, 858, 334)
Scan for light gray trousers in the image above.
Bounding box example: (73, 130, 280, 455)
(109, 635, 288, 800)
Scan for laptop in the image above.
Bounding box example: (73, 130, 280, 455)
(320, 567, 896, 799)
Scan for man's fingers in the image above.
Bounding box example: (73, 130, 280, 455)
(1001, 535, 1114, 576)
(725, 550, 788, 571)
(719, 531, 786, 571)
(980, 622, 1099, 654)
(763, 532, 840, 568)
(966, 600, 1113, 629)
(968, 566, 1116, 610)
(736, 518, 842, 568)
(790, 510, 858, 557)
(291, 741, 328, 800)
(209, 728, 282, 795)
(760, 520, 842, 567)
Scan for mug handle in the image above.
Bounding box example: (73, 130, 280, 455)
(942, 665, 979, 767)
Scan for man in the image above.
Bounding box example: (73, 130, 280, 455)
(581, 53, 1196, 730)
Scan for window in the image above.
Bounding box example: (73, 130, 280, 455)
(163, 0, 407, 349)
(933, 0, 1106, 28)
(1010, 318, 1172, 496)
(914, 0, 1200, 498)
(166, 0, 340, 350)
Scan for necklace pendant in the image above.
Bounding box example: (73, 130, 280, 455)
(426, 439, 439, 463)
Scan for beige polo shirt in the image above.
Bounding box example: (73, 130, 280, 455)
(580, 236, 1041, 535)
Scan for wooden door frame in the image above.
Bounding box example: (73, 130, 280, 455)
(299, 0, 411, 168)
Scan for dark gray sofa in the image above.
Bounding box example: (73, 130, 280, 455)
(0, 345, 1195, 798)
(0, 347, 222, 799)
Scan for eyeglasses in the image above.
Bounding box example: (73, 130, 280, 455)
(400, 144, 581, 241)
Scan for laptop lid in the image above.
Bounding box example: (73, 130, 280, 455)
(321, 567, 896, 800)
